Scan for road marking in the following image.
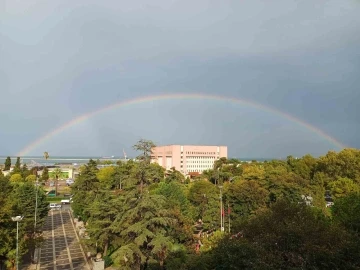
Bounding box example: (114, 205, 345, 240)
(51, 212, 57, 270)
(59, 210, 74, 270)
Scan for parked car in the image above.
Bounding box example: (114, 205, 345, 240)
(46, 190, 57, 197)
(49, 203, 61, 210)
(66, 179, 74, 186)
(61, 197, 73, 204)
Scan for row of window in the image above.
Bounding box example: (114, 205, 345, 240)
(186, 160, 213, 163)
(184, 156, 217, 159)
(186, 165, 212, 168)
(183, 151, 218, 155)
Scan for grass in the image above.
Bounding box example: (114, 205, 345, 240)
(46, 197, 63, 203)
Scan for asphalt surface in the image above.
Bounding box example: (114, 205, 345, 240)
(38, 207, 90, 270)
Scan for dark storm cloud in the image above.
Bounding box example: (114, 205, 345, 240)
(1, 0, 359, 156)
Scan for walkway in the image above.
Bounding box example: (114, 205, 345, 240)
(37, 209, 90, 270)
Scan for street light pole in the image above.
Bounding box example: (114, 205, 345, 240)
(219, 186, 224, 232)
(34, 168, 38, 233)
(12, 216, 24, 270)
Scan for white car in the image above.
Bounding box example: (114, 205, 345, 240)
(49, 203, 61, 210)
(61, 198, 73, 204)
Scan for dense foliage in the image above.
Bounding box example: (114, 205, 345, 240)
(0, 171, 48, 269)
(70, 145, 360, 269)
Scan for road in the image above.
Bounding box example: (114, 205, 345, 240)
(38, 208, 90, 270)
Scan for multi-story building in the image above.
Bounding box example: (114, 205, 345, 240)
(151, 145, 228, 175)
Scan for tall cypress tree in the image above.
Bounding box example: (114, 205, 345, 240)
(4, 156, 11, 170)
(13, 157, 21, 174)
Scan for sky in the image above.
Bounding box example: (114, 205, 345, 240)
(1, 0, 360, 158)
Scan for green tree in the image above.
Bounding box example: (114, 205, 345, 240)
(25, 175, 37, 182)
(132, 139, 157, 194)
(71, 159, 99, 221)
(111, 193, 176, 269)
(85, 191, 120, 256)
(226, 179, 269, 228)
(43, 151, 49, 161)
(188, 180, 219, 230)
(97, 166, 115, 189)
(242, 199, 357, 269)
(52, 168, 62, 196)
(332, 193, 360, 235)
(10, 182, 48, 265)
(41, 167, 49, 181)
(10, 173, 23, 183)
(4, 156, 11, 170)
(21, 163, 30, 178)
(165, 167, 185, 183)
(328, 177, 360, 199)
(12, 157, 21, 174)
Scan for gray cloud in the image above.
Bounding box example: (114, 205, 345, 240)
(1, 0, 359, 157)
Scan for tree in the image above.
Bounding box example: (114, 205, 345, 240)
(133, 139, 157, 194)
(10, 182, 48, 265)
(41, 167, 49, 181)
(25, 175, 37, 182)
(12, 157, 21, 174)
(133, 139, 155, 163)
(71, 159, 100, 221)
(166, 167, 185, 183)
(111, 193, 176, 269)
(21, 163, 30, 178)
(97, 167, 116, 189)
(10, 174, 23, 183)
(226, 179, 269, 228)
(4, 156, 11, 170)
(328, 177, 359, 199)
(242, 199, 357, 269)
(332, 193, 360, 235)
(43, 152, 49, 161)
(188, 180, 219, 230)
(85, 191, 120, 257)
(52, 168, 62, 196)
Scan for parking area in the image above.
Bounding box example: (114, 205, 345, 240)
(38, 209, 89, 270)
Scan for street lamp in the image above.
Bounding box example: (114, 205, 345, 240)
(11, 216, 24, 270)
(219, 186, 224, 232)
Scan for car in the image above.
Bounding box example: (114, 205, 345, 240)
(61, 197, 73, 204)
(46, 190, 57, 197)
(326, 202, 334, 208)
(49, 203, 61, 210)
(66, 179, 74, 186)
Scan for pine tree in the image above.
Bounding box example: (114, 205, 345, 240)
(41, 167, 49, 181)
(4, 156, 11, 170)
(21, 163, 30, 178)
(13, 157, 21, 174)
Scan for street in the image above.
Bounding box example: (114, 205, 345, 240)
(37, 208, 90, 270)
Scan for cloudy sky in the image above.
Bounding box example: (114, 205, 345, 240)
(1, 0, 359, 158)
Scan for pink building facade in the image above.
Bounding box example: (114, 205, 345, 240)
(151, 145, 228, 175)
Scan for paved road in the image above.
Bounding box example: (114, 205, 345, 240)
(38, 209, 90, 270)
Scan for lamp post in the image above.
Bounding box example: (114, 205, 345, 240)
(219, 185, 224, 232)
(11, 216, 24, 270)
(34, 168, 38, 233)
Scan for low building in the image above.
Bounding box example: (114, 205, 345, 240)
(151, 145, 227, 175)
(47, 167, 74, 179)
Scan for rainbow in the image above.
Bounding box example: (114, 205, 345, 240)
(17, 93, 346, 156)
